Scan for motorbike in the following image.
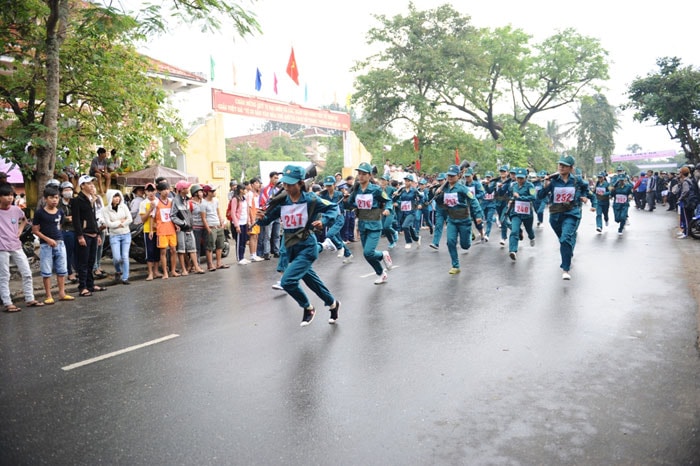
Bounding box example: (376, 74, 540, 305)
(689, 208, 700, 240)
(101, 223, 147, 264)
(20, 222, 39, 263)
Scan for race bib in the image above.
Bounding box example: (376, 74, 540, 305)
(615, 194, 628, 204)
(159, 207, 171, 222)
(595, 187, 606, 195)
(553, 187, 575, 203)
(444, 193, 458, 207)
(514, 201, 531, 215)
(400, 200, 412, 212)
(467, 186, 476, 196)
(280, 203, 308, 229)
(356, 193, 373, 210)
(484, 192, 494, 200)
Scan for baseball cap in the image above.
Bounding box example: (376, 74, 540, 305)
(323, 176, 335, 186)
(484, 171, 494, 178)
(78, 175, 95, 185)
(403, 174, 415, 182)
(356, 162, 373, 173)
(202, 184, 216, 193)
(280, 165, 305, 184)
(515, 168, 527, 178)
(436, 173, 446, 181)
(175, 180, 191, 191)
(463, 168, 474, 176)
(558, 155, 575, 166)
(145, 182, 156, 192)
(498, 165, 508, 172)
(447, 165, 460, 176)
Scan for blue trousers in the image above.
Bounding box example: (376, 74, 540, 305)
(432, 207, 447, 246)
(382, 212, 398, 246)
(446, 218, 472, 268)
(508, 215, 534, 253)
(613, 204, 629, 232)
(281, 238, 335, 309)
(109, 232, 131, 280)
(481, 205, 496, 236)
(596, 202, 610, 229)
(326, 215, 351, 257)
(548, 213, 578, 272)
(401, 212, 420, 243)
(360, 228, 384, 275)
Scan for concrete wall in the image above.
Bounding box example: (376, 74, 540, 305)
(184, 112, 230, 190)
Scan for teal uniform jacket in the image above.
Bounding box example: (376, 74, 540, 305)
(536, 174, 590, 218)
(508, 181, 536, 218)
(464, 180, 485, 202)
(344, 182, 390, 232)
(258, 191, 337, 248)
(394, 187, 423, 214)
(610, 181, 633, 210)
(443, 183, 484, 223)
(594, 180, 611, 205)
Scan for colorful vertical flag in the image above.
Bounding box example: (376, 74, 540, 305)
(455, 148, 460, 165)
(304, 83, 308, 102)
(209, 55, 216, 82)
(416, 159, 421, 171)
(286, 47, 299, 85)
(255, 68, 262, 91)
(273, 73, 278, 94)
(346, 93, 352, 109)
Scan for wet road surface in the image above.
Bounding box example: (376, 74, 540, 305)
(1, 208, 699, 465)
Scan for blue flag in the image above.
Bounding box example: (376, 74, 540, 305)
(255, 68, 262, 91)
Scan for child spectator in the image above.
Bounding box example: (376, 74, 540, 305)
(33, 186, 74, 304)
(154, 181, 179, 278)
(0, 183, 44, 311)
(138, 183, 161, 281)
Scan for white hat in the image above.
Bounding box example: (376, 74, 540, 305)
(78, 175, 95, 185)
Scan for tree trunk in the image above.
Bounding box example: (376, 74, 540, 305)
(34, 0, 68, 198)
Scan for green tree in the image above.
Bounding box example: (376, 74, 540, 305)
(0, 0, 260, 202)
(625, 57, 700, 165)
(572, 93, 619, 175)
(352, 3, 610, 143)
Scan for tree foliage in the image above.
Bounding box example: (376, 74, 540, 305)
(572, 93, 619, 175)
(625, 57, 700, 165)
(351, 2, 609, 170)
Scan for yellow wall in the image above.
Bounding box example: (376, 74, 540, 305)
(184, 112, 230, 190)
(341, 130, 372, 178)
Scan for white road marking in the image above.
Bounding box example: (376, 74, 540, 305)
(61, 334, 180, 371)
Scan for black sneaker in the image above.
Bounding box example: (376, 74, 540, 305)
(300, 306, 315, 327)
(329, 300, 340, 324)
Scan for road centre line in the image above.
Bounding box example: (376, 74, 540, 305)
(61, 334, 180, 371)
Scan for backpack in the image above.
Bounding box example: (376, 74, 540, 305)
(684, 177, 700, 212)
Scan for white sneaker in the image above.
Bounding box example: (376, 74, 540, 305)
(321, 238, 337, 252)
(382, 251, 393, 270)
(250, 255, 264, 262)
(404, 244, 412, 249)
(562, 271, 571, 280)
(337, 249, 344, 257)
(618, 231, 624, 237)
(342, 254, 354, 264)
(416, 236, 421, 248)
(374, 270, 388, 285)
(238, 259, 251, 265)
(530, 238, 535, 247)
(272, 281, 284, 290)
(483, 235, 489, 243)
(499, 239, 506, 247)
(509, 251, 517, 261)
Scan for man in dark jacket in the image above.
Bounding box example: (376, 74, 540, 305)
(72, 175, 105, 296)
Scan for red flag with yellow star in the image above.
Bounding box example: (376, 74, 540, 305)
(286, 47, 299, 85)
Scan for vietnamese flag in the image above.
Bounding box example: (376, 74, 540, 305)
(416, 159, 421, 171)
(286, 47, 299, 85)
(455, 148, 460, 165)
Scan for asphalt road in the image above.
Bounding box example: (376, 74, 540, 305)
(1, 207, 699, 465)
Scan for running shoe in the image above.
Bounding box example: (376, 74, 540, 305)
(429, 243, 438, 250)
(509, 251, 517, 261)
(343, 254, 354, 264)
(382, 251, 393, 270)
(374, 270, 388, 285)
(562, 271, 571, 280)
(483, 235, 489, 243)
(499, 239, 506, 247)
(449, 267, 460, 274)
(272, 281, 284, 290)
(238, 259, 251, 265)
(250, 255, 264, 262)
(530, 238, 535, 247)
(322, 238, 337, 251)
(596, 227, 602, 233)
(329, 300, 340, 324)
(388, 241, 396, 249)
(404, 244, 412, 249)
(300, 306, 315, 326)
(337, 249, 344, 257)
(618, 231, 624, 237)
(416, 236, 421, 248)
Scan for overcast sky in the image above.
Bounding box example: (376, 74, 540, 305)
(139, 0, 700, 154)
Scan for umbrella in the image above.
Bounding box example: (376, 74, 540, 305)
(117, 165, 198, 187)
